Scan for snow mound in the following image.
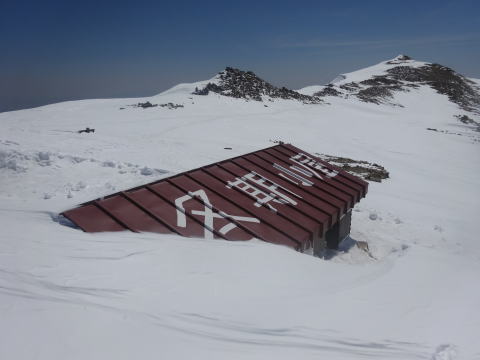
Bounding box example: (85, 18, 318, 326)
(0, 146, 168, 202)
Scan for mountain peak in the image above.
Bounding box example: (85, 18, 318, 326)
(193, 67, 322, 104)
(310, 57, 480, 113)
(394, 54, 412, 61)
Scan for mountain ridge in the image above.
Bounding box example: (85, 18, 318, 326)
(304, 55, 480, 114)
(192, 66, 323, 104)
(157, 55, 480, 118)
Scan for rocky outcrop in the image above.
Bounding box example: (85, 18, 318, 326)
(386, 64, 480, 113)
(317, 56, 480, 113)
(133, 101, 184, 109)
(313, 84, 342, 97)
(193, 67, 323, 104)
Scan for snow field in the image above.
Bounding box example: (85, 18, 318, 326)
(0, 57, 479, 359)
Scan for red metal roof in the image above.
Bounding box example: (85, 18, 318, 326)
(62, 144, 368, 251)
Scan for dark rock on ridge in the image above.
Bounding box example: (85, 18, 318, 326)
(455, 114, 480, 132)
(133, 101, 184, 109)
(315, 153, 389, 183)
(193, 67, 322, 104)
(386, 64, 480, 113)
(323, 56, 480, 112)
(313, 84, 342, 97)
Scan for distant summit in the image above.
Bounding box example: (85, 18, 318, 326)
(386, 54, 412, 63)
(312, 55, 480, 113)
(193, 67, 322, 104)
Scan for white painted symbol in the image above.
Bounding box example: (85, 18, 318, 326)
(227, 171, 301, 212)
(175, 189, 259, 239)
(274, 152, 338, 185)
(274, 163, 314, 186)
(291, 152, 338, 178)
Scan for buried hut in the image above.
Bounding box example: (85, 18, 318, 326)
(62, 144, 368, 256)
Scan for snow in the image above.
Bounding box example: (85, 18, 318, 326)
(296, 85, 326, 96)
(1, 57, 479, 359)
(328, 56, 428, 86)
(470, 78, 480, 87)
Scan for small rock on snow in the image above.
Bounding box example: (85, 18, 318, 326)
(102, 161, 116, 168)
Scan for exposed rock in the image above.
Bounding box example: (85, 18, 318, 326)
(360, 76, 402, 87)
(269, 139, 285, 145)
(357, 86, 396, 104)
(316, 153, 389, 182)
(132, 101, 184, 109)
(313, 84, 342, 97)
(78, 127, 95, 134)
(456, 114, 475, 124)
(159, 102, 184, 109)
(455, 114, 480, 132)
(339, 82, 360, 92)
(386, 64, 480, 113)
(323, 57, 480, 112)
(193, 67, 323, 104)
(136, 101, 156, 108)
(386, 54, 412, 64)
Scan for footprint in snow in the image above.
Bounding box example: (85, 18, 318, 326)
(431, 344, 457, 360)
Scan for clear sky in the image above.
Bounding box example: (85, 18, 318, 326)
(1, 0, 479, 112)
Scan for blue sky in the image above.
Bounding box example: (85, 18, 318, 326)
(1, 0, 479, 112)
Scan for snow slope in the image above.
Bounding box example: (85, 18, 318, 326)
(1, 56, 479, 359)
(329, 55, 428, 86)
(298, 55, 427, 96)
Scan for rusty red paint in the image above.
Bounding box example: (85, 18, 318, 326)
(61, 144, 368, 252)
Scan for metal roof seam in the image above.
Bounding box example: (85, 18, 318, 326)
(168, 177, 268, 243)
(199, 167, 311, 249)
(163, 180, 237, 241)
(245, 154, 346, 221)
(214, 162, 318, 240)
(145, 184, 224, 240)
(264, 148, 359, 203)
(93, 201, 133, 232)
(280, 144, 368, 196)
(120, 191, 182, 235)
(253, 151, 354, 208)
(60, 144, 369, 253)
(231, 156, 337, 228)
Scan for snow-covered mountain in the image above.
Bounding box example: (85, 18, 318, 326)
(300, 55, 480, 114)
(0, 56, 479, 360)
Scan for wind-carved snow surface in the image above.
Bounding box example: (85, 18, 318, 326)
(0, 56, 479, 360)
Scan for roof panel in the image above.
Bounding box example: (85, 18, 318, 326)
(254, 150, 354, 208)
(242, 153, 346, 216)
(99, 195, 172, 234)
(231, 156, 336, 228)
(61, 144, 368, 252)
(265, 147, 361, 203)
(188, 169, 308, 249)
(281, 144, 368, 196)
(63, 204, 125, 232)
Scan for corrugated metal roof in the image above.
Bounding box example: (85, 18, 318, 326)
(62, 144, 368, 251)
